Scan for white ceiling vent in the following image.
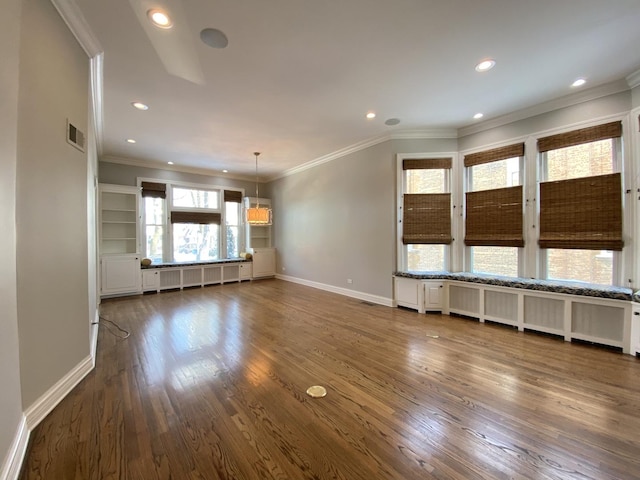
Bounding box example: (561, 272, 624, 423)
(67, 119, 85, 152)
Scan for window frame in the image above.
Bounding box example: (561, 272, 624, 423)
(396, 153, 456, 272)
(138, 178, 244, 262)
(463, 152, 525, 277)
(538, 135, 624, 285)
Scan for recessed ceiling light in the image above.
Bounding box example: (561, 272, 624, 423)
(167, 161, 174, 165)
(473, 113, 484, 120)
(126, 138, 136, 143)
(131, 102, 149, 111)
(366, 112, 376, 119)
(222, 169, 228, 173)
(475, 59, 496, 72)
(571, 78, 587, 88)
(147, 9, 172, 29)
(385, 118, 401, 126)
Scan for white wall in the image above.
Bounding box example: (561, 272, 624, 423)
(458, 90, 631, 151)
(16, 0, 90, 408)
(632, 85, 640, 109)
(269, 90, 639, 300)
(0, 0, 25, 473)
(270, 138, 457, 300)
(99, 160, 258, 193)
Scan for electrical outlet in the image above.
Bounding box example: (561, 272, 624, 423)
(347, 278, 353, 284)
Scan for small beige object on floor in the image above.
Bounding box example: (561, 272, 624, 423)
(306, 385, 327, 398)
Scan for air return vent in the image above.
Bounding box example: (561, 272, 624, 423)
(66, 119, 85, 152)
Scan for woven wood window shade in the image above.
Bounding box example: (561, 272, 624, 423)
(537, 121, 622, 153)
(465, 186, 524, 247)
(403, 158, 452, 170)
(402, 193, 451, 244)
(539, 173, 623, 251)
(141, 181, 166, 199)
(464, 143, 524, 167)
(171, 211, 221, 224)
(223, 190, 242, 203)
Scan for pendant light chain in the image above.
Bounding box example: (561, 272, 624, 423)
(245, 151, 272, 225)
(254, 152, 260, 206)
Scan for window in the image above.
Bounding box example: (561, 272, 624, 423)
(141, 181, 167, 264)
(538, 122, 623, 285)
(143, 196, 165, 263)
(400, 157, 452, 271)
(172, 187, 219, 209)
(140, 180, 243, 262)
(464, 143, 524, 277)
(224, 190, 243, 258)
(173, 222, 219, 262)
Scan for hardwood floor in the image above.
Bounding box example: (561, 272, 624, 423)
(20, 279, 640, 479)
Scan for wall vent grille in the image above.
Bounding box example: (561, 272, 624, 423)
(67, 119, 85, 152)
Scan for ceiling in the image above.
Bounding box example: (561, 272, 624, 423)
(74, 0, 640, 180)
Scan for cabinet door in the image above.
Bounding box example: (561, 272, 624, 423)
(252, 248, 276, 278)
(632, 308, 640, 355)
(239, 263, 253, 280)
(101, 255, 141, 295)
(141, 270, 159, 292)
(395, 277, 420, 310)
(424, 282, 443, 311)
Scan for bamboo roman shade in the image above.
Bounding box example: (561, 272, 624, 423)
(141, 181, 166, 199)
(402, 193, 452, 244)
(539, 173, 623, 250)
(463, 143, 524, 167)
(464, 186, 524, 247)
(171, 211, 221, 224)
(537, 121, 622, 153)
(223, 190, 243, 203)
(403, 158, 452, 170)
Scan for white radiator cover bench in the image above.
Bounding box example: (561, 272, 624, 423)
(393, 272, 640, 355)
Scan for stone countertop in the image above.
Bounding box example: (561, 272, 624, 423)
(142, 258, 251, 269)
(394, 271, 635, 302)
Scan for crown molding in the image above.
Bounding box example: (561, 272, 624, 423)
(458, 79, 630, 138)
(270, 128, 458, 181)
(390, 128, 458, 140)
(100, 155, 256, 183)
(50, 0, 102, 57)
(627, 68, 640, 89)
(270, 134, 391, 181)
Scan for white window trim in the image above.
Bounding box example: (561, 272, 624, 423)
(537, 133, 625, 286)
(138, 177, 244, 262)
(461, 144, 526, 277)
(395, 152, 458, 272)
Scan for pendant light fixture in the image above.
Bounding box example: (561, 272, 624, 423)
(245, 152, 272, 225)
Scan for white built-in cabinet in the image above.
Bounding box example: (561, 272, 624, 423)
(99, 184, 141, 297)
(394, 275, 636, 355)
(244, 197, 272, 248)
(394, 277, 444, 313)
(252, 248, 276, 278)
(424, 281, 444, 311)
(632, 306, 640, 356)
(101, 254, 141, 296)
(244, 196, 276, 277)
(141, 262, 252, 293)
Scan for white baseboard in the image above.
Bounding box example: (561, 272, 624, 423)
(0, 416, 29, 480)
(276, 274, 394, 307)
(24, 355, 94, 431)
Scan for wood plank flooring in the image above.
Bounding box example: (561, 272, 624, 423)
(20, 279, 640, 479)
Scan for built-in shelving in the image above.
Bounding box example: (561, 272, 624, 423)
(99, 184, 141, 296)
